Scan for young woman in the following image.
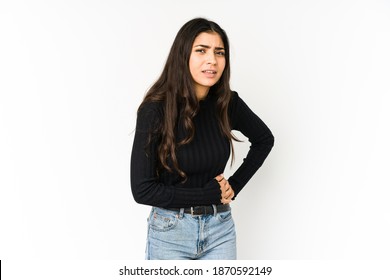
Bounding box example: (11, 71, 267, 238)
(131, 18, 274, 260)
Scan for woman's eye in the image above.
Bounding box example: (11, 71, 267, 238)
(216, 51, 225, 56)
(195, 49, 206, 53)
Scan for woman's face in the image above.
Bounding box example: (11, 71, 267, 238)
(189, 32, 226, 100)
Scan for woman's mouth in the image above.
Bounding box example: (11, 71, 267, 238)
(202, 70, 217, 74)
(202, 70, 217, 78)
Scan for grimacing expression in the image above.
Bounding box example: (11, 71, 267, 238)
(189, 32, 226, 99)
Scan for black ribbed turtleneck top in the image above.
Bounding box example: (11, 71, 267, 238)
(130, 91, 274, 208)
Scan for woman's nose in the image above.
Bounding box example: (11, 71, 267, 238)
(206, 53, 217, 65)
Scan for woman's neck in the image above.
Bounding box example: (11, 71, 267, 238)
(195, 86, 210, 101)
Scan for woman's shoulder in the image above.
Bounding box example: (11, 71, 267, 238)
(230, 90, 239, 101)
(136, 101, 164, 132)
(138, 100, 164, 117)
(228, 90, 240, 113)
(228, 90, 257, 126)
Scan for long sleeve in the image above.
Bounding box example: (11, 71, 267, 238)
(130, 102, 222, 208)
(228, 92, 274, 197)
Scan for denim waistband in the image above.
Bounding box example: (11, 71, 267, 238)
(165, 204, 230, 216)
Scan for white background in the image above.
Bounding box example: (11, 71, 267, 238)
(1, 0, 390, 260)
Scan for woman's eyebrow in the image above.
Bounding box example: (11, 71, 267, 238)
(194, 44, 225, 50)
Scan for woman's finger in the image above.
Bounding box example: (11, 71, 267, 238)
(215, 174, 224, 183)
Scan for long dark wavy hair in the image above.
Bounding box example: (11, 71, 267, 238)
(139, 17, 239, 179)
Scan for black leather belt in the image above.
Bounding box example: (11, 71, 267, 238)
(166, 204, 230, 215)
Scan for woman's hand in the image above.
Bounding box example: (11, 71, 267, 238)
(215, 174, 235, 204)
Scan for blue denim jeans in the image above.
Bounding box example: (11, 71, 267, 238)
(145, 206, 236, 260)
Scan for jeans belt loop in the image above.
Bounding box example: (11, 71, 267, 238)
(179, 208, 185, 219)
(212, 204, 217, 216)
